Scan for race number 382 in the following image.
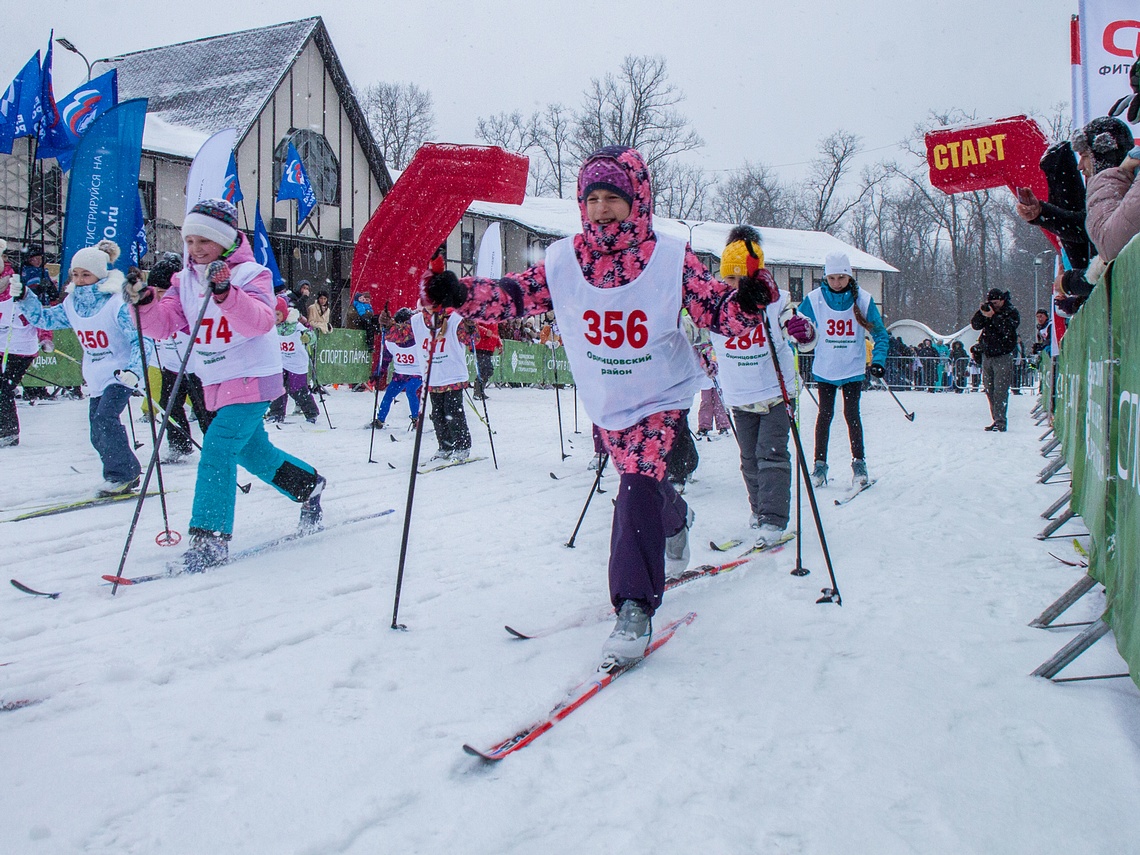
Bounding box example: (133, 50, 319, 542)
(583, 310, 648, 348)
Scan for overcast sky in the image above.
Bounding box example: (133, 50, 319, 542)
(17, 1, 1078, 182)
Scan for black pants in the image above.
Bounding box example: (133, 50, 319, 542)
(160, 368, 213, 454)
(474, 350, 494, 398)
(429, 388, 471, 452)
(814, 381, 864, 462)
(0, 354, 35, 438)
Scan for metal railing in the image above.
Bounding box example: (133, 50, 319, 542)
(797, 354, 1038, 392)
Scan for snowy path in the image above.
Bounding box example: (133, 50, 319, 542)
(2, 386, 1137, 854)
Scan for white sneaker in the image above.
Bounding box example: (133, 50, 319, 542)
(451, 448, 470, 461)
(428, 449, 452, 462)
(97, 477, 140, 498)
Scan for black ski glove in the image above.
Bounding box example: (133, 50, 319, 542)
(869, 363, 885, 378)
(736, 269, 777, 314)
(422, 270, 467, 309)
(206, 260, 231, 298)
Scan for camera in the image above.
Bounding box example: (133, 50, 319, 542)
(981, 301, 992, 312)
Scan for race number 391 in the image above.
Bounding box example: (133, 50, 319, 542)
(583, 310, 648, 348)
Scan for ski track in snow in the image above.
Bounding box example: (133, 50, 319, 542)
(2, 386, 1139, 854)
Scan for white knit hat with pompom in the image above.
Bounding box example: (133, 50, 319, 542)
(69, 239, 121, 279)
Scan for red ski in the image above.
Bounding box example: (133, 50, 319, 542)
(465, 612, 696, 761)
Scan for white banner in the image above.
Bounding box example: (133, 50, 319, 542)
(184, 128, 238, 216)
(475, 221, 502, 278)
(1078, 1, 1140, 127)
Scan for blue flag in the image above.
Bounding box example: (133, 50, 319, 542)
(223, 149, 243, 204)
(61, 99, 148, 275)
(130, 193, 148, 266)
(36, 69, 118, 171)
(275, 141, 316, 225)
(0, 53, 42, 153)
(37, 35, 68, 153)
(253, 202, 284, 288)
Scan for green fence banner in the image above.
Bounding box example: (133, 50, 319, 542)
(20, 330, 85, 387)
(485, 341, 573, 386)
(312, 329, 371, 385)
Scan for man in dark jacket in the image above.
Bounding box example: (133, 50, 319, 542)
(971, 288, 1020, 431)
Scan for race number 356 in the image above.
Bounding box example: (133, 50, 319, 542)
(583, 310, 648, 348)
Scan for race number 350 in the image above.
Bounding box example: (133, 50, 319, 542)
(583, 310, 648, 348)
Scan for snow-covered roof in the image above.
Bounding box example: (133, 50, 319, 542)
(141, 114, 212, 160)
(467, 197, 898, 273)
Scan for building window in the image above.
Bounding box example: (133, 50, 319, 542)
(138, 180, 156, 221)
(274, 129, 340, 205)
(788, 273, 803, 303)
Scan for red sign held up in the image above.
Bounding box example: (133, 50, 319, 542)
(925, 115, 1050, 200)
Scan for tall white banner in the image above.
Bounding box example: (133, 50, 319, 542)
(184, 128, 237, 215)
(475, 221, 502, 279)
(1078, 1, 1140, 127)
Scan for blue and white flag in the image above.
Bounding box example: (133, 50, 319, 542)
(0, 53, 42, 153)
(60, 99, 148, 275)
(130, 193, 148, 266)
(223, 149, 243, 204)
(185, 128, 237, 215)
(35, 69, 118, 171)
(37, 35, 68, 154)
(276, 141, 316, 225)
(253, 201, 284, 288)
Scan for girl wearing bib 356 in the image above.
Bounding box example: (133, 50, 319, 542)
(421, 146, 776, 669)
(128, 199, 327, 574)
(11, 239, 144, 495)
(797, 252, 889, 489)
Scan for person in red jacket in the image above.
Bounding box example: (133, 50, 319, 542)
(472, 319, 501, 399)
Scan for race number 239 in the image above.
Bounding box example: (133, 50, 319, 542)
(583, 310, 648, 348)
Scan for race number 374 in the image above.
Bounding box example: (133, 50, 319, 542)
(583, 310, 648, 348)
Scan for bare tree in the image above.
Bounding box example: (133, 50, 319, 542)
(531, 104, 576, 198)
(358, 81, 436, 171)
(795, 131, 880, 233)
(711, 162, 795, 227)
(653, 161, 715, 219)
(571, 55, 704, 174)
(475, 110, 538, 153)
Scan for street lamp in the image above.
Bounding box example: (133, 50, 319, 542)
(55, 37, 92, 82)
(678, 219, 704, 249)
(1033, 250, 1055, 312)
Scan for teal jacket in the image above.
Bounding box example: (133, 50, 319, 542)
(797, 284, 889, 386)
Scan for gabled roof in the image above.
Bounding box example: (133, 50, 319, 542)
(92, 18, 391, 191)
(467, 197, 899, 273)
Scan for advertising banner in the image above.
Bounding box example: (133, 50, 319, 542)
(1076, 0, 1140, 128)
(924, 116, 1051, 200)
(19, 331, 83, 387)
(312, 329, 371, 385)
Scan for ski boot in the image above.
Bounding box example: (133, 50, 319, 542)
(851, 459, 868, 488)
(754, 523, 786, 549)
(181, 529, 230, 574)
(97, 476, 140, 498)
(298, 475, 326, 535)
(601, 599, 652, 670)
(810, 461, 828, 488)
(665, 506, 695, 580)
(451, 448, 470, 461)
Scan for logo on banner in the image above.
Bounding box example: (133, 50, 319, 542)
(1104, 20, 1140, 58)
(62, 89, 103, 135)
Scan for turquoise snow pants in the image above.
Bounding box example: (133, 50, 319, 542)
(190, 401, 317, 535)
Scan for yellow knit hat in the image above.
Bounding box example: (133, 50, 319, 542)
(719, 225, 764, 277)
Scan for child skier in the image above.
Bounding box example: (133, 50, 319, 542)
(380, 303, 476, 461)
(421, 146, 775, 668)
(126, 199, 326, 572)
(707, 226, 816, 544)
(10, 239, 144, 494)
(373, 307, 422, 430)
(267, 297, 319, 424)
(797, 252, 889, 488)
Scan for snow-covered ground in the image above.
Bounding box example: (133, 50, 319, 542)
(2, 385, 1137, 854)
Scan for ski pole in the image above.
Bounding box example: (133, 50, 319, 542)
(391, 310, 444, 630)
(552, 344, 569, 460)
(125, 397, 144, 450)
(111, 281, 214, 595)
(466, 327, 497, 469)
(573, 382, 580, 433)
(790, 351, 808, 577)
(760, 310, 841, 605)
(132, 305, 179, 546)
(565, 453, 608, 548)
(368, 318, 387, 462)
(875, 376, 915, 421)
(711, 375, 738, 441)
